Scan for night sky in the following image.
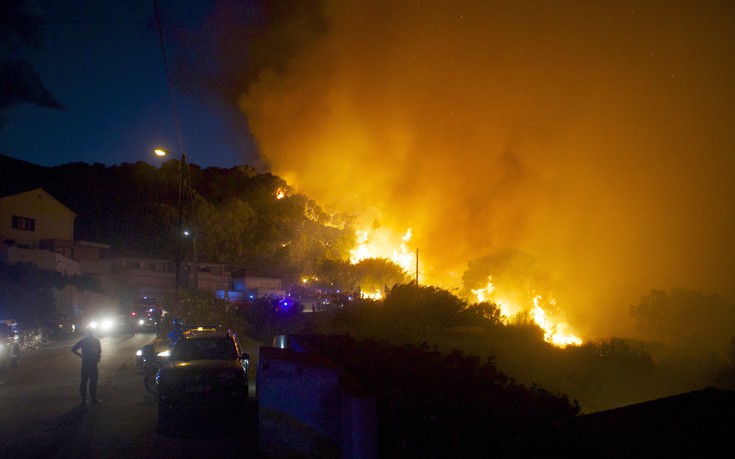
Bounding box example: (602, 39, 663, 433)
(1, 0, 260, 168)
(3, 0, 735, 338)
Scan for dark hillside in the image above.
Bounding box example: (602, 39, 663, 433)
(0, 154, 46, 196)
(0, 155, 353, 279)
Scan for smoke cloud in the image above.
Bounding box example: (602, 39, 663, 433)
(202, 1, 735, 337)
(0, 59, 65, 110)
(0, 0, 64, 125)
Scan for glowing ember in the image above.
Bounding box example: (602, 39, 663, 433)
(472, 276, 582, 347)
(275, 188, 286, 199)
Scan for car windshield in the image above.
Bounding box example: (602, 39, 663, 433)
(170, 337, 237, 361)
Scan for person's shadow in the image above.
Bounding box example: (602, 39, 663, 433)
(55, 402, 91, 427)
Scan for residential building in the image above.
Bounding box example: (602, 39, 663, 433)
(226, 273, 286, 304)
(0, 188, 75, 249)
(82, 255, 234, 302)
(0, 189, 108, 273)
(1, 188, 281, 314)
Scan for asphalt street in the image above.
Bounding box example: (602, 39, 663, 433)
(0, 331, 260, 459)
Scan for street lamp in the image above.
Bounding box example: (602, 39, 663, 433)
(154, 148, 187, 306)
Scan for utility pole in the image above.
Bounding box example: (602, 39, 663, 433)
(155, 0, 190, 316)
(175, 152, 185, 303)
(415, 248, 419, 285)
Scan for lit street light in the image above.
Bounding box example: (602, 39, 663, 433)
(154, 148, 187, 308)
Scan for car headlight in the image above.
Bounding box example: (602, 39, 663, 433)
(138, 319, 145, 326)
(136, 349, 143, 357)
(100, 319, 114, 331)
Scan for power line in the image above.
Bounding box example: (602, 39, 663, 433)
(153, 0, 188, 163)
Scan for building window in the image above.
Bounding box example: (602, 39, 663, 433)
(11, 216, 36, 231)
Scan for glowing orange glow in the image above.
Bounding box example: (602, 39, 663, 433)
(472, 276, 582, 348)
(361, 290, 383, 300)
(231, 0, 735, 341)
(349, 227, 413, 300)
(275, 188, 286, 199)
(345, 226, 582, 347)
(349, 227, 415, 273)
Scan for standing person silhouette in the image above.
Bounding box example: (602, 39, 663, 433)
(71, 326, 102, 405)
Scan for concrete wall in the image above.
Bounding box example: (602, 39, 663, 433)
(257, 337, 377, 458)
(1, 245, 80, 276)
(39, 239, 108, 261)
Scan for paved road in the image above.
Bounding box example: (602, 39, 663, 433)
(0, 331, 260, 459)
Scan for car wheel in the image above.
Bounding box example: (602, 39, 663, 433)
(144, 373, 158, 395)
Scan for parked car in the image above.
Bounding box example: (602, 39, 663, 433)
(0, 319, 21, 370)
(135, 343, 169, 368)
(156, 329, 249, 428)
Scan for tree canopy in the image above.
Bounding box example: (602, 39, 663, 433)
(0, 159, 362, 287)
(630, 288, 735, 354)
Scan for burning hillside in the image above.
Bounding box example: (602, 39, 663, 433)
(472, 276, 582, 347)
(189, 0, 735, 339)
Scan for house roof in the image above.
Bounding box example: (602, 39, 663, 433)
(559, 387, 735, 456)
(0, 187, 77, 217)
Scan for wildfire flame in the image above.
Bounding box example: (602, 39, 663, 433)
(346, 227, 582, 347)
(362, 290, 383, 300)
(349, 227, 415, 272)
(349, 227, 414, 300)
(472, 276, 582, 347)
